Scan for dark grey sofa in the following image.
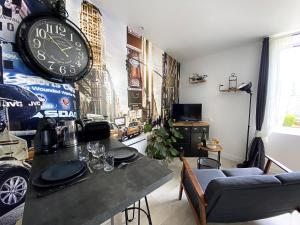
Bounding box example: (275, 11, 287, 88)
(179, 156, 300, 225)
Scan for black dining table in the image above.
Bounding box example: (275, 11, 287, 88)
(22, 138, 173, 225)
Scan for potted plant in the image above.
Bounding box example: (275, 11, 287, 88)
(145, 119, 183, 164)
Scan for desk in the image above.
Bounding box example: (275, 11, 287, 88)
(22, 138, 172, 225)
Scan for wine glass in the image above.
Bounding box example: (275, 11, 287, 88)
(78, 146, 89, 162)
(86, 142, 99, 165)
(103, 151, 114, 172)
(92, 144, 105, 170)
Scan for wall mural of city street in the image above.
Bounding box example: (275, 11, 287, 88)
(0, 0, 180, 140)
(66, 0, 181, 141)
(0, 0, 180, 221)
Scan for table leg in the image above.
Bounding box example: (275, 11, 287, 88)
(144, 196, 152, 225)
(138, 200, 141, 225)
(125, 210, 129, 225)
(110, 217, 114, 225)
(218, 152, 221, 166)
(111, 213, 122, 225)
(123, 196, 152, 225)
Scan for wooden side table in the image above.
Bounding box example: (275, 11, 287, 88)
(198, 144, 223, 164)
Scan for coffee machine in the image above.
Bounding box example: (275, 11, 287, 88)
(34, 117, 58, 154)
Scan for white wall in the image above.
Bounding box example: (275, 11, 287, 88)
(180, 42, 262, 162)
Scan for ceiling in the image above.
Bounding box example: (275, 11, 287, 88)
(99, 0, 300, 62)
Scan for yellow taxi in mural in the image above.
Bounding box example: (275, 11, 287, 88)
(124, 121, 143, 138)
(109, 122, 123, 139)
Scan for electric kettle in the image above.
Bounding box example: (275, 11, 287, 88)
(59, 120, 77, 147)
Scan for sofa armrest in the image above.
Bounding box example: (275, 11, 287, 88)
(264, 155, 293, 174)
(181, 157, 207, 207)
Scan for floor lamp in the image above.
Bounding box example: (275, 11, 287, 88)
(237, 82, 253, 168)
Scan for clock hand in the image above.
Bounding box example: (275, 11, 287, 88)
(47, 33, 61, 48)
(46, 33, 69, 58)
(50, 38, 73, 56)
(61, 46, 74, 52)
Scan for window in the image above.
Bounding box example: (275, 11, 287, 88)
(279, 46, 300, 128)
(268, 34, 300, 134)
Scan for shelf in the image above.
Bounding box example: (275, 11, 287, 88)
(189, 74, 207, 84)
(189, 80, 206, 84)
(173, 121, 209, 126)
(219, 88, 241, 93)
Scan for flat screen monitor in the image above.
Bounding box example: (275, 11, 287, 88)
(172, 104, 202, 121)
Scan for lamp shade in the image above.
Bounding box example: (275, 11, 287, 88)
(238, 82, 252, 94)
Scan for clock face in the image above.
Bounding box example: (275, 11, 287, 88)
(24, 17, 91, 82)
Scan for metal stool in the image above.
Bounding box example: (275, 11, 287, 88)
(124, 196, 152, 225)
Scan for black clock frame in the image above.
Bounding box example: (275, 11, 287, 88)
(16, 14, 93, 84)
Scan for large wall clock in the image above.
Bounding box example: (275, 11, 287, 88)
(16, 15, 93, 83)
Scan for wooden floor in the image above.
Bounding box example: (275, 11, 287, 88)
(11, 157, 300, 225)
(104, 157, 300, 225)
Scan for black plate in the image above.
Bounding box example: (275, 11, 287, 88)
(114, 151, 138, 161)
(32, 166, 87, 189)
(112, 147, 137, 160)
(40, 160, 85, 182)
(114, 152, 139, 165)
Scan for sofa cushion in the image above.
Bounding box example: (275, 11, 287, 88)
(192, 169, 226, 192)
(205, 175, 283, 222)
(206, 175, 281, 195)
(222, 168, 264, 177)
(275, 172, 300, 185)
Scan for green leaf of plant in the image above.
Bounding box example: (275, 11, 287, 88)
(144, 123, 153, 133)
(157, 136, 164, 143)
(156, 128, 169, 138)
(170, 136, 177, 143)
(171, 129, 183, 139)
(168, 119, 173, 127)
(169, 147, 179, 156)
(154, 142, 166, 153)
(146, 119, 184, 161)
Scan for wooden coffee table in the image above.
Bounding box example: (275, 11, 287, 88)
(198, 144, 223, 163)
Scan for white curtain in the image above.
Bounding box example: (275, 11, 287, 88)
(262, 35, 294, 139)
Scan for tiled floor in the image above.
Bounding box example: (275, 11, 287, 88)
(104, 157, 300, 225)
